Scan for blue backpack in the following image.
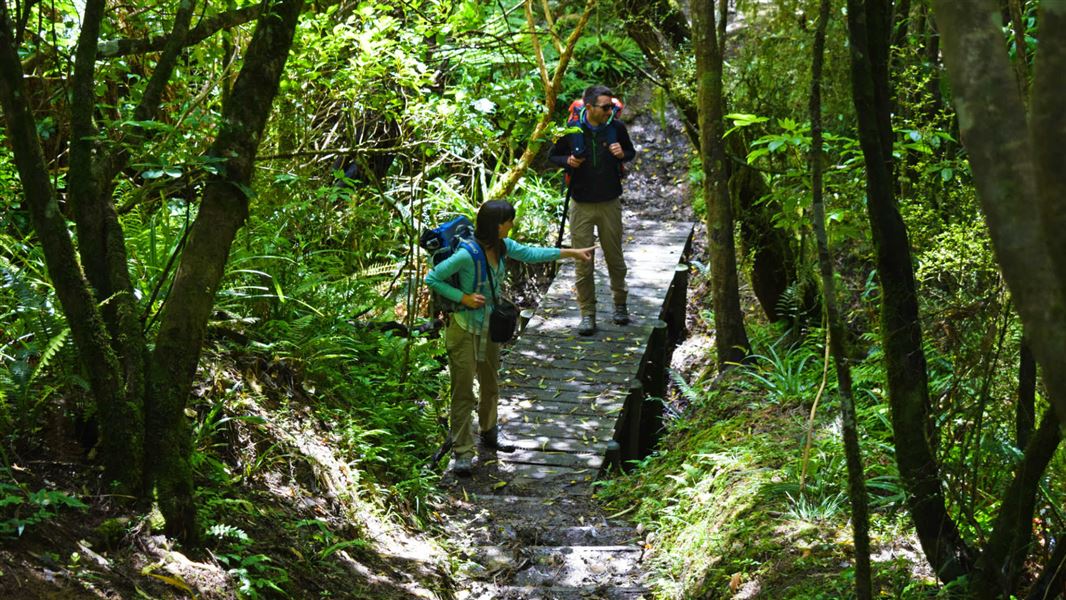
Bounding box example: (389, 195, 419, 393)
(420, 215, 488, 314)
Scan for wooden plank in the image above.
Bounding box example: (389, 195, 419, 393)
(500, 365, 631, 385)
(502, 357, 634, 377)
(498, 399, 620, 419)
(498, 412, 617, 432)
(506, 436, 610, 454)
(504, 386, 627, 405)
(501, 448, 604, 470)
(502, 421, 615, 443)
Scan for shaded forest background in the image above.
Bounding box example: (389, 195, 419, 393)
(1, 0, 1064, 598)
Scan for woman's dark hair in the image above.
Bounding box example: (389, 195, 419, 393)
(475, 199, 516, 257)
(583, 84, 614, 105)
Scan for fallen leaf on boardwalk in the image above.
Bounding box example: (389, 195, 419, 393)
(493, 481, 507, 489)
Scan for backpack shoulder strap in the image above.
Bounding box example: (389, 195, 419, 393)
(604, 119, 618, 145)
(458, 239, 488, 290)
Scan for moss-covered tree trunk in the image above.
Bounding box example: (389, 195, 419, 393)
(0, 2, 143, 494)
(694, 0, 749, 367)
(147, 0, 305, 543)
(732, 147, 799, 324)
(846, 0, 974, 582)
(810, 0, 871, 596)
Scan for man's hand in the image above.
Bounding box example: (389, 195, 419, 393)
(567, 155, 585, 168)
(461, 293, 486, 309)
(608, 142, 624, 159)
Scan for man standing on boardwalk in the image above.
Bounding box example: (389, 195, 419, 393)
(550, 85, 637, 336)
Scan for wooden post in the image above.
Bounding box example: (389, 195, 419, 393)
(639, 320, 668, 457)
(601, 440, 622, 477)
(519, 308, 535, 334)
(664, 263, 689, 347)
(612, 379, 645, 469)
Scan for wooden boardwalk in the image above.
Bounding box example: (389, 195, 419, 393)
(497, 218, 694, 489)
(444, 218, 694, 599)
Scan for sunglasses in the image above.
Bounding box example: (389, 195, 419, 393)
(592, 103, 614, 110)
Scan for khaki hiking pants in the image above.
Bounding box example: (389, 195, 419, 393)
(570, 198, 628, 316)
(445, 318, 500, 459)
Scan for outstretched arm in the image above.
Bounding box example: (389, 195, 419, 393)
(561, 246, 595, 261)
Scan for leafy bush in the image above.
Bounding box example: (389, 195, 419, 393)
(0, 472, 87, 539)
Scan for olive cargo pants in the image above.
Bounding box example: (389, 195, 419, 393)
(445, 318, 500, 459)
(570, 198, 628, 315)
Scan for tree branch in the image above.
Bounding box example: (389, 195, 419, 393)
(96, 4, 260, 58)
(488, 0, 596, 199)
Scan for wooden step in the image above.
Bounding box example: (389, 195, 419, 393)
(469, 545, 647, 588)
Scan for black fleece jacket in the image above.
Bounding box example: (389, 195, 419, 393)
(549, 120, 636, 203)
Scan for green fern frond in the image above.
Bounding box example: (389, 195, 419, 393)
(669, 369, 702, 406)
(355, 261, 400, 279)
(28, 328, 69, 387)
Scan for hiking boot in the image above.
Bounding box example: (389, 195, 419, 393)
(452, 456, 472, 477)
(577, 314, 597, 336)
(612, 304, 631, 325)
(480, 426, 516, 453)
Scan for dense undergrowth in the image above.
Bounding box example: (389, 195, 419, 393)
(596, 320, 930, 598)
(596, 269, 1065, 599)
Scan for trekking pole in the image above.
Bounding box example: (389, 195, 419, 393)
(555, 179, 573, 249)
(551, 181, 572, 278)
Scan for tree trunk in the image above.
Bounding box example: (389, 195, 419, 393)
(973, 409, 1061, 598)
(63, 0, 197, 497)
(732, 154, 797, 324)
(488, 0, 594, 199)
(810, 0, 871, 596)
(146, 0, 305, 544)
(934, 0, 1066, 593)
(931, 0, 1066, 440)
(694, 0, 749, 367)
(0, 4, 142, 494)
(847, 0, 973, 582)
(68, 0, 148, 479)
(1006, 0, 1029, 101)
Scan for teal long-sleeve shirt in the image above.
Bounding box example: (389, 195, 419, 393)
(425, 237, 561, 335)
